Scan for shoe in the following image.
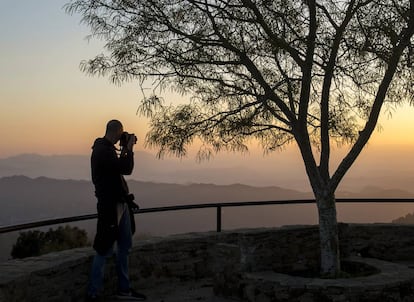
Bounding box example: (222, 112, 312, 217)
(85, 294, 100, 302)
(116, 288, 147, 300)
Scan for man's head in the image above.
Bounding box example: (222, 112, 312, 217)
(105, 119, 124, 144)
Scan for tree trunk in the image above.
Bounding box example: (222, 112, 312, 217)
(317, 193, 340, 277)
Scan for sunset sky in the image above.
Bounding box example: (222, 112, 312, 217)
(1, 0, 414, 177)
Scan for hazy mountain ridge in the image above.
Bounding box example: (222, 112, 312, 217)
(0, 175, 94, 225)
(1, 147, 414, 265)
(337, 186, 414, 198)
(1, 152, 414, 231)
(2, 175, 414, 262)
(0, 154, 91, 180)
(0, 153, 284, 185)
(2, 153, 414, 192)
(0, 175, 311, 226)
(1, 175, 413, 227)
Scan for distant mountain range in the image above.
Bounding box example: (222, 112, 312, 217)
(0, 175, 312, 261)
(1, 148, 414, 262)
(0, 175, 310, 226)
(1, 175, 413, 227)
(1, 174, 414, 262)
(0, 152, 307, 188)
(1, 152, 414, 228)
(2, 152, 414, 193)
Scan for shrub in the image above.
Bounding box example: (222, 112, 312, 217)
(11, 225, 89, 259)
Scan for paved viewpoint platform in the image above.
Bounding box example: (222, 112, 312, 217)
(4, 225, 414, 301)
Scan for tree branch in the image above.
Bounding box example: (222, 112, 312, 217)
(331, 1, 414, 190)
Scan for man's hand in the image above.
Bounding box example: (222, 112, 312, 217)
(127, 134, 137, 151)
(127, 200, 140, 211)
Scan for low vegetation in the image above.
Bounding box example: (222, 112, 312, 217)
(393, 213, 414, 224)
(11, 225, 89, 259)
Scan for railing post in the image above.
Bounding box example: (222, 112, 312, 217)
(216, 206, 222, 232)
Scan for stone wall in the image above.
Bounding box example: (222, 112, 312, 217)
(0, 232, 223, 302)
(2, 224, 414, 302)
(212, 224, 414, 301)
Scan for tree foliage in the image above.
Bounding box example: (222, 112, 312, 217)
(66, 0, 414, 276)
(11, 225, 89, 259)
(65, 0, 414, 189)
(66, 0, 414, 162)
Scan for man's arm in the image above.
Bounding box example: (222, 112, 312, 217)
(119, 135, 135, 175)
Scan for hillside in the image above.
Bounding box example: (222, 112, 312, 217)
(0, 153, 309, 188)
(2, 153, 414, 193)
(0, 175, 310, 226)
(1, 175, 413, 229)
(0, 176, 311, 262)
(1, 176, 414, 262)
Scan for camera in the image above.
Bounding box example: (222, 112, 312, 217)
(120, 131, 137, 147)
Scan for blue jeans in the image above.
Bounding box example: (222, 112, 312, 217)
(88, 208, 132, 296)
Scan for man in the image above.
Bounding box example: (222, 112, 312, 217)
(86, 119, 146, 301)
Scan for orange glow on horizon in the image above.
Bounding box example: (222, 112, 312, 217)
(1, 0, 414, 163)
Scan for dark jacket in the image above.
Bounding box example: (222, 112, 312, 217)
(91, 137, 135, 255)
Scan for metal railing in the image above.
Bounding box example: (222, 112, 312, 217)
(1, 198, 414, 234)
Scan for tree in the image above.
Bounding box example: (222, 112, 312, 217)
(66, 0, 414, 276)
(11, 226, 88, 259)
